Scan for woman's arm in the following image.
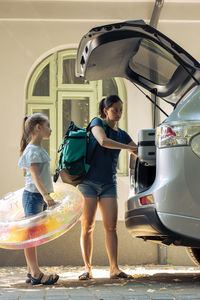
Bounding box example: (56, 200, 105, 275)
(128, 141, 138, 157)
(91, 126, 138, 154)
(30, 163, 56, 207)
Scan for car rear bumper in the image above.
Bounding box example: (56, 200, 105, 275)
(125, 206, 171, 237)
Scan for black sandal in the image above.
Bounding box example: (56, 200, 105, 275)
(110, 271, 132, 279)
(42, 274, 59, 285)
(25, 273, 31, 284)
(30, 273, 59, 285)
(78, 272, 92, 280)
(30, 273, 44, 285)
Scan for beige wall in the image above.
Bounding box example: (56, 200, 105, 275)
(0, 0, 200, 266)
(0, 221, 194, 267)
(1, 0, 200, 206)
(0, 0, 156, 221)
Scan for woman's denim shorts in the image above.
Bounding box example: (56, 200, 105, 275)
(78, 179, 117, 199)
(22, 190, 47, 216)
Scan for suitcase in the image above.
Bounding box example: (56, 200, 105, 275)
(138, 129, 156, 165)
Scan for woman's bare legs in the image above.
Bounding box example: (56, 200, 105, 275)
(80, 197, 98, 279)
(80, 196, 130, 279)
(98, 197, 123, 278)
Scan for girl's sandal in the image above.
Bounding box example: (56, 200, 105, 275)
(30, 273, 44, 285)
(25, 273, 31, 284)
(42, 274, 59, 285)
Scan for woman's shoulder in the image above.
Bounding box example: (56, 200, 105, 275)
(90, 117, 104, 127)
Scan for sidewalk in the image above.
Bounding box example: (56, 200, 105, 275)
(1, 265, 200, 299)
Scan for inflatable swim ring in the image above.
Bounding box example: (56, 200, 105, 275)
(0, 182, 84, 250)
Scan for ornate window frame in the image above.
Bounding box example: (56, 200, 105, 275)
(26, 49, 128, 175)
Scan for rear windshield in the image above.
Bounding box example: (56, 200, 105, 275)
(129, 39, 179, 85)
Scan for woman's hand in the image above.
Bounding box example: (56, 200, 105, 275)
(127, 146, 138, 156)
(127, 142, 138, 157)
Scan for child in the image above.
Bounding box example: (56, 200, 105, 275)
(18, 113, 59, 285)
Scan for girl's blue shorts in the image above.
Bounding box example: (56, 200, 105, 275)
(78, 179, 117, 199)
(22, 190, 47, 216)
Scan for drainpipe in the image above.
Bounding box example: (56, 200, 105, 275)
(149, 0, 164, 129)
(150, 0, 164, 28)
(149, 0, 167, 265)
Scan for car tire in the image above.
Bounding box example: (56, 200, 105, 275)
(186, 247, 200, 267)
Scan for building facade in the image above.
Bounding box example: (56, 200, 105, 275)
(0, 0, 199, 266)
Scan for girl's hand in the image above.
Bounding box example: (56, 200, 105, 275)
(43, 194, 56, 207)
(30, 164, 56, 207)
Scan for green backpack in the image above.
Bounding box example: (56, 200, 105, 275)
(54, 119, 107, 186)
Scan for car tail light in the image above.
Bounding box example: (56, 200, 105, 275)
(139, 195, 154, 205)
(156, 123, 200, 149)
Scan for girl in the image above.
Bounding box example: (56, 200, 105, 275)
(18, 113, 59, 285)
(78, 95, 138, 280)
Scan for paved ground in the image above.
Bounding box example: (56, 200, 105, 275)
(1, 265, 200, 299)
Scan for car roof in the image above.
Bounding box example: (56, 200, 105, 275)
(76, 19, 200, 105)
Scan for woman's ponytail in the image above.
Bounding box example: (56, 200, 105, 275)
(99, 98, 106, 118)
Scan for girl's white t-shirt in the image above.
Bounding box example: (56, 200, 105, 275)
(18, 144, 53, 193)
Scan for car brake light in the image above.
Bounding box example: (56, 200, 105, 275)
(163, 126, 176, 137)
(139, 195, 154, 205)
(156, 123, 200, 149)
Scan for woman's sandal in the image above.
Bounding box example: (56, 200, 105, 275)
(30, 273, 59, 285)
(25, 273, 31, 284)
(78, 272, 92, 280)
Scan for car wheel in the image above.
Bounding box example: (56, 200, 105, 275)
(186, 247, 200, 267)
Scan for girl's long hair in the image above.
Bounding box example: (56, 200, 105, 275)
(20, 113, 48, 155)
(99, 95, 123, 118)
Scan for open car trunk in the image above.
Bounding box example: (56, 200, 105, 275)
(76, 19, 200, 194)
(76, 19, 200, 106)
(130, 129, 156, 194)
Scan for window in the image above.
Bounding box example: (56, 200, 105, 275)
(26, 49, 128, 175)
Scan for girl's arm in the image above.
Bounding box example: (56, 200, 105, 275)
(91, 126, 138, 155)
(30, 163, 56, 207)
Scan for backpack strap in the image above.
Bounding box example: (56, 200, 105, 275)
(86, 117, 108, 133)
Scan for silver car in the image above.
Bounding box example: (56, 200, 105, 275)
(76, 19, 200, 266)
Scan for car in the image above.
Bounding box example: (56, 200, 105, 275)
(76, 19, 200, 266)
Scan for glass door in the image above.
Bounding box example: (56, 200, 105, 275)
(57, 91, 97, 145)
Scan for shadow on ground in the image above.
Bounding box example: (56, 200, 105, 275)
(1, 266, 200, 290)
(5, 273, 200, 290)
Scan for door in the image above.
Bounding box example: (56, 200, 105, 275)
(57, 91, 97, 146)
(76, 19, 200, 105)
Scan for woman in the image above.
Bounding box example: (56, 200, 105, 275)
(78, 95, 137, 280)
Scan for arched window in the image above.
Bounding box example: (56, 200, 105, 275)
(26, 49, 128, 176)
